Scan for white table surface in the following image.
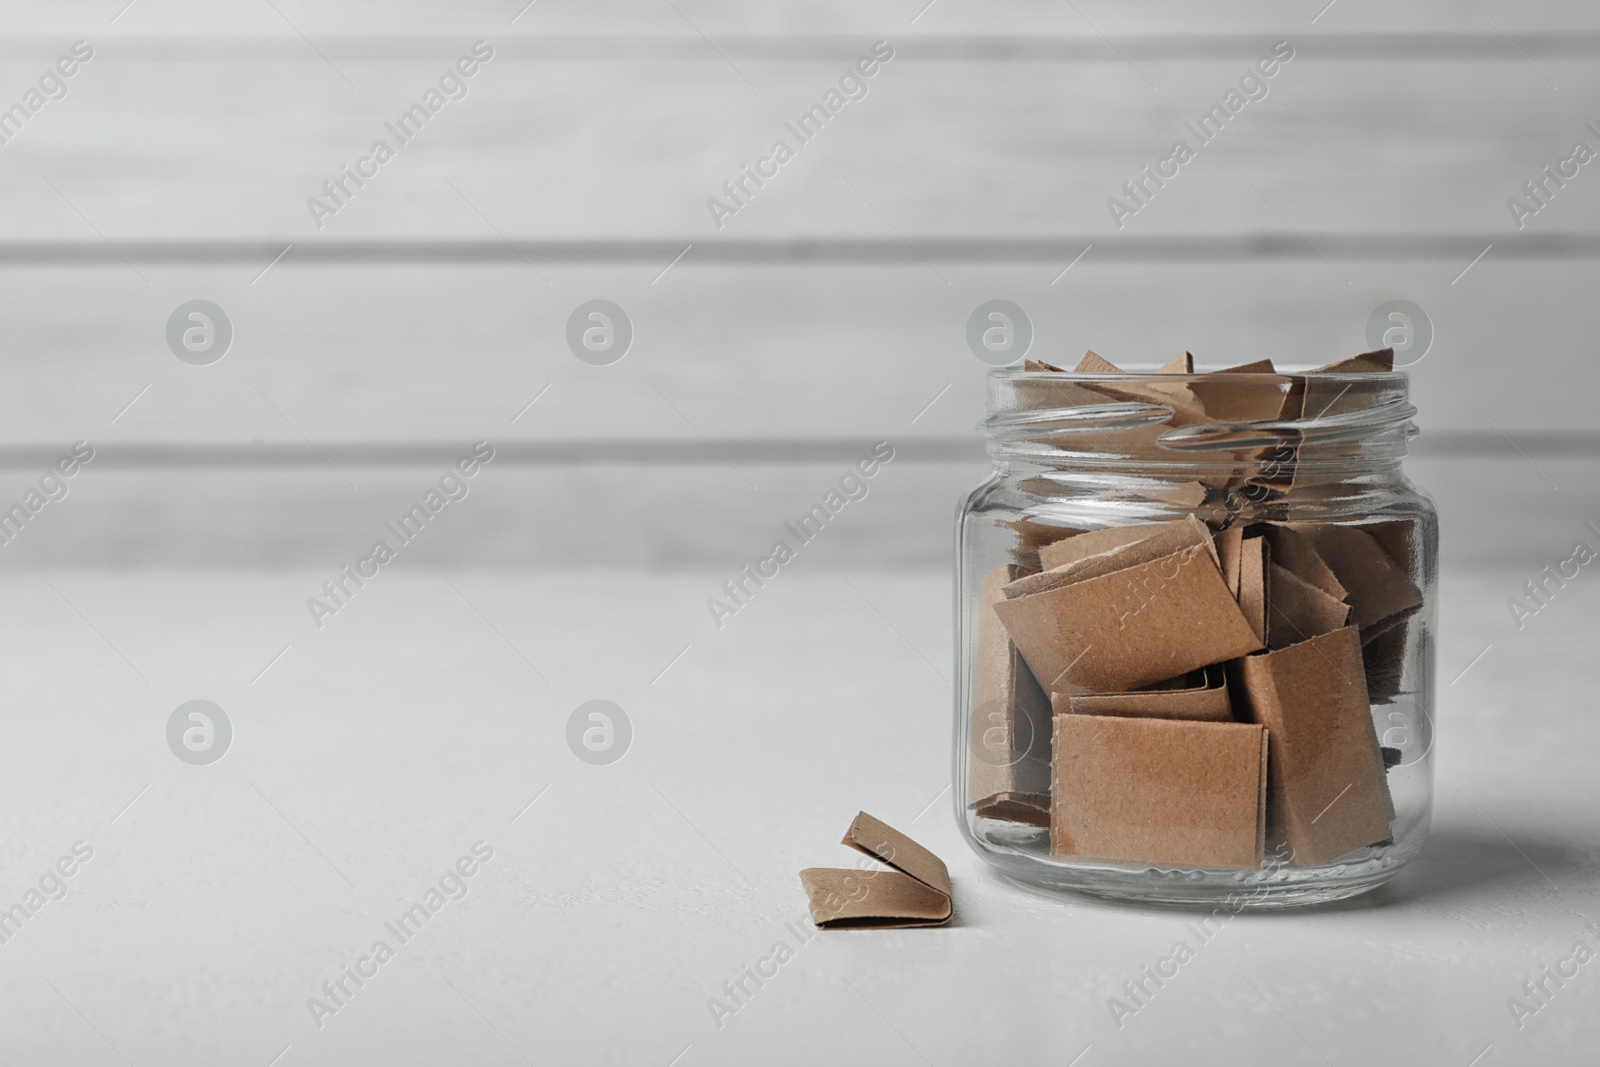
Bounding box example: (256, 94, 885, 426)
(0, 563, 1595, 1066)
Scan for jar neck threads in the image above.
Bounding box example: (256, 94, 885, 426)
(982, 370, 1416, 481)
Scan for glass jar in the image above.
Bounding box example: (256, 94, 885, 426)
(955, 365, 1437, 908)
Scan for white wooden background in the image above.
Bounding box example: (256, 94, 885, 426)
(0, 1, 1595, 565)
(4, 7, 1600, 1067)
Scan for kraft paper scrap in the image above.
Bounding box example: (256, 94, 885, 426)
(1231, 627, 1393, 866)
(996, 542, 1263, 694)
(969, 564, 1052, 825)
(1056, 666, 1231, 723)
(1053, 714, 1268, 870)
(800, 812, 952, 928)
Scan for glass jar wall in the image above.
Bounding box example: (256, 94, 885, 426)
(955, 364, 1437, 908)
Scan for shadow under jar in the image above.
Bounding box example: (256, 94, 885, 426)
(955, 367, 1437, 908)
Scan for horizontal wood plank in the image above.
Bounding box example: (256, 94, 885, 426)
(0, 259, 1593, 445)
(0, 49, 1596, 242)
(4, 2, 1600, 36)
(0, 458, 1585, 568)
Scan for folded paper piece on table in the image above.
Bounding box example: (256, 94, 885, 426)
(1053, 714, 1268, 870)
(1055, 665, 1231, 722)
(995, 540, 1263, 694)
(1231, 627, 1393, 865)
(968, 564, 1052, 826)
(800, 812, 952, 928)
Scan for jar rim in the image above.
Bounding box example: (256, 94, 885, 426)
(982, 365, 1416, 475)
(995, 368, 1409, 383)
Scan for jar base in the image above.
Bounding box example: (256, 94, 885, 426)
(971, 822, 1425, 910)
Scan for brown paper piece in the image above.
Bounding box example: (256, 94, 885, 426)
(1343, 519, 1418, 701)
(1215, 527, 1244, 598)
(1360, 605, 1416, 648)
(1232, 627, 1393, 866)
(1145, 669, 1208, 690)
(1186, 365, 1306, 496)
(1146, 481, 1210, 508)
(800, 812, 952, 928)
(1284, 524, 1422, 631)
(1074, 350, 1123, 373)
(969, 565, 1053, 820)
(1300, 354, 1390, 420)
(1218, 359, 1276, 374)
(1053, 352, 1219, 483)
(1159, 351, 1195, 374)
(1189, 371, 1299, 424)
(1002, 518, 1085, 571)
(1238, 535, 1269, 644)
(1069, 350, 1210, 427)
(1089, 378, 1208, 424)
(1053, 714, 1267, 869)
(1362, 518, 1419, 579)
(1267, 563, 1350, 649)
(1024, 358, 1066, 372)
(1261, 524, 1347, 601)
(973, 791, 1050, 826)
(996, 543, 1263, 694)
(1361, 612, 1412, 704)
(1006, 517, 1218, 601)
(1036, 515, 1216, 573)
(1037, 525, 1154, 573)
(1311, 348, 1394, 374)
(1056, 666, 1231, 722)
(1009, 378, 1121, 427)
